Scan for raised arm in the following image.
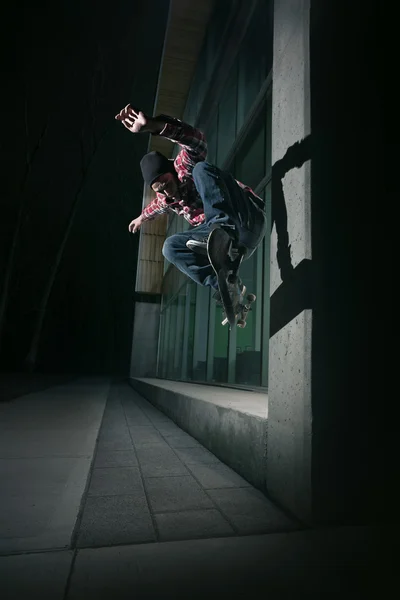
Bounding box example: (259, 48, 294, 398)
(115, 104, 167, 135)
(115, 105, 207, 175)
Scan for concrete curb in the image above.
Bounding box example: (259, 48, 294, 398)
(129, 378, 268, 491)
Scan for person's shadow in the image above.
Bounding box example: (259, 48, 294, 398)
(269, 135, 313, 337)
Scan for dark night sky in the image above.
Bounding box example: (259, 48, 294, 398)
(1, 0, 169, 374)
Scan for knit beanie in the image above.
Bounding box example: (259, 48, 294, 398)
(140, 151, 175, 186)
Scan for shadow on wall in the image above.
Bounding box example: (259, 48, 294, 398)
(270, 135, 313, 338)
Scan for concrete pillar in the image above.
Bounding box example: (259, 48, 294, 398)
(268, 0, 379, 525)
(267, 0, 312, 523)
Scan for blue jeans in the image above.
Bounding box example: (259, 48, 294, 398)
(162, 161, 267, 289)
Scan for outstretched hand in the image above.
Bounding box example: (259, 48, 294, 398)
(128, 215, 144, 233)
(115, 104, 148, 133)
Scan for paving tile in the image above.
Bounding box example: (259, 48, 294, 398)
(153, 422, 184, 436)
(122, 404, 152, 426)
(136, 445, 188, 478)
(144, 410, 172, 423)
(76, 494, 155, 548)
(100, 413, 127, 430)
(97, 426, 130, 443)
(207, 487, 298, 534)
(155, 509, 234, 541)
(95, 431, 132, 452)
(165, 433, 201, 448)
(93, 450, 138, 469)
(186, 462, 252, 489)
(129, 426, 165, 447)
(174, 447, 220, 465)
(145, 476, 213, 513)
(88, 467, 143, 496)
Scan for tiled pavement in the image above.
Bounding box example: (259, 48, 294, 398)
(74, 383, 298, 548)
(0, 380, 379, 599)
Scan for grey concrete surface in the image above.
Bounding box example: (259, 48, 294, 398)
(66, 526, 378, 599)
(0, 378, 109, 554)
(1, 549, 73, 600)
(0, 373, 76, 403)
(129, 378, 268, 490)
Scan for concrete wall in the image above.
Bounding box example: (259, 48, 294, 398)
(267, 0, 312, 523)
(130, 302, 160, 378)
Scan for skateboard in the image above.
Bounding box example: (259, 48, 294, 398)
(207, 227, 256, 329)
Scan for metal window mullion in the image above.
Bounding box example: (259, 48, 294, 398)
(254, 246, 263, 352)
(261, 186, 272, 388)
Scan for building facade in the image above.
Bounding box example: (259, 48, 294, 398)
(130, 0, 378, 526)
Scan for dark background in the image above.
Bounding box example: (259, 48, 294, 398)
(1, 0, 169, 375)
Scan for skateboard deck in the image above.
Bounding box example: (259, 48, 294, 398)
(207, 227, 255, 329)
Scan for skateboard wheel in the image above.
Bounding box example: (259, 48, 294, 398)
(247, 294, 256, 302)
(237, 319, 246, 328)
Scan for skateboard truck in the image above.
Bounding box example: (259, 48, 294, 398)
(221, 293, 256, 328)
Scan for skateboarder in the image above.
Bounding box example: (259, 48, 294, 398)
(115, 104, 267, 325)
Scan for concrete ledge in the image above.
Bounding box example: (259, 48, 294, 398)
(129, 378, 268, 491)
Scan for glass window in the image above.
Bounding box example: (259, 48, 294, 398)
(237, 1, 272, 131)
(173, 292, 185, 378)
(261, 184, 271, 388)
(157, 310, 166, 377)
(235, 248, 263, 386)
(265, 91, 272, 178)
(205, 0, 233, 79)
(166, 301, 177, 378)
(156, 0, 274, 390)
(212, 301, 229, 382)
(205, 113, 218, 164)
(234, 108, 266, 189)
(192, 284, 210, 381)
(216, 61, 238, 166)
(186, 283, 196, 380)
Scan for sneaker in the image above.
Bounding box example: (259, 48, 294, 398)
(186, 226, 239, 256)
(186, 236, 209, 255)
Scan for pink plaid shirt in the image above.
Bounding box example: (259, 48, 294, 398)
(141, 117, 262, 226)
